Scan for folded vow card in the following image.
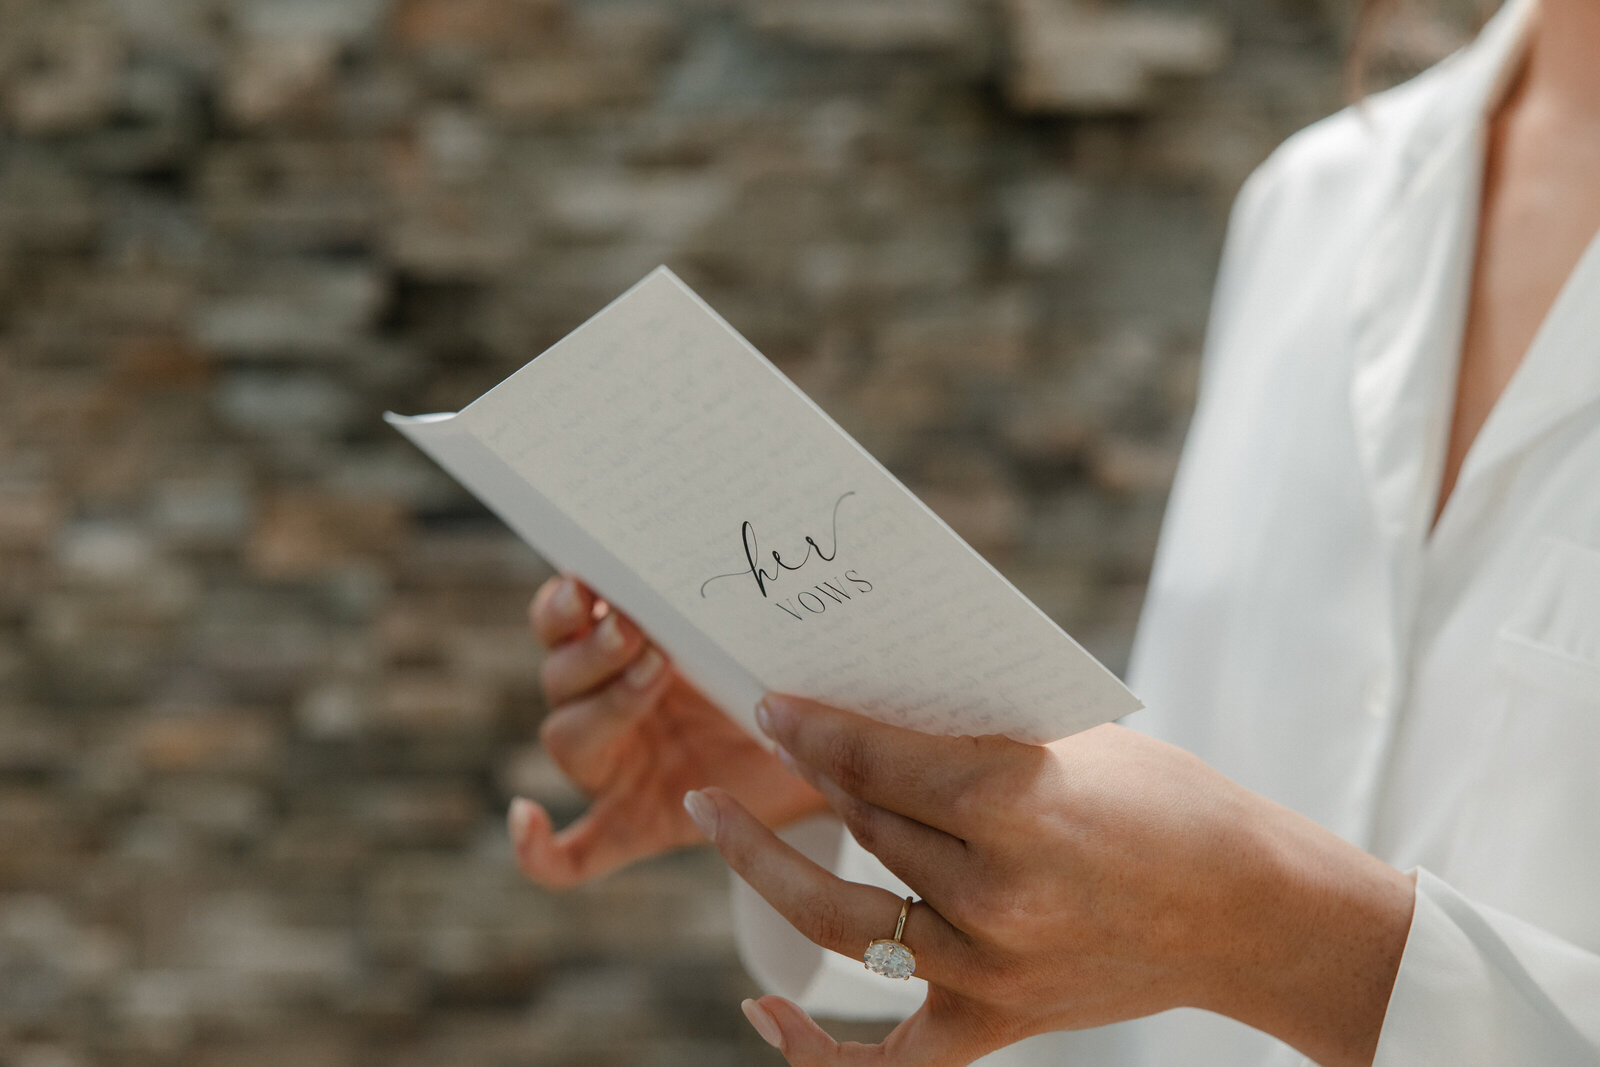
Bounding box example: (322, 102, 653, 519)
(387, 267, 1140, 744)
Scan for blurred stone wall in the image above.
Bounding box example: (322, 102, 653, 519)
(0, 0, 1466, 1064)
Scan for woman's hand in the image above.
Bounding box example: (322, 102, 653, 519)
(685, 694, 1416, 1067)
(507, 577, 828, 887)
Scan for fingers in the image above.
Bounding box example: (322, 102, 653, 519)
(541, 609, 650, 705)
(508, 794, 660, 889)
(531, 575, 595, 647)
(686, 787, 972, 988)
(758, 694, 1025, 838)
(784, 757, 969, 903)
(539, 650, 672, 790)
(508, 796, 578, 886)
(745, 995, 1001, 1067)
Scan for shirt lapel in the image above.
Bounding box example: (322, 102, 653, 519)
(1340, 0, 1537, 847)
(1348, 137, 1480, 548)
(1346, 0, 1537, 552)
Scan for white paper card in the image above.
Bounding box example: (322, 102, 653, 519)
(386, 267, 1140, 744)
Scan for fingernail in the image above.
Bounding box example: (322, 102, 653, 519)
(508, 797, 534, 842)
(754, 699, 774, 737)
(683, 789, 717, 839)
(597, 613, 625, 654)
(625, 647, 664, 688)
(553, 579, 583, 622)
(741, 998, 782, 1050)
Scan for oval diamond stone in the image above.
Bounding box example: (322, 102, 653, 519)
(864, 939, 916, 979)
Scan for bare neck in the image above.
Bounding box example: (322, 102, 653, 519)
(1515, 0, 1600, 122)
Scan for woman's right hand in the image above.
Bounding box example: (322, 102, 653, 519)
(508, 575, 829, 888)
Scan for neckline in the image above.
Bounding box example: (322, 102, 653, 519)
(1426, 5, 1600, 543)
(1423, 41, 1526, 538)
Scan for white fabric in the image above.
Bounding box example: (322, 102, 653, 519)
(732, 0, 1600, 1060)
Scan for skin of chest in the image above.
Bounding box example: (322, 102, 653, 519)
(1439, 0, 1600, 523)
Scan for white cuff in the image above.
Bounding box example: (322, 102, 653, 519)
(1373, 867, 1600, 1065)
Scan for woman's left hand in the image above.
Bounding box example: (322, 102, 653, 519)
(683, 694, 1415, 1067)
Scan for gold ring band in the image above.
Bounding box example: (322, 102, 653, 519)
(863, 896, 917, 980)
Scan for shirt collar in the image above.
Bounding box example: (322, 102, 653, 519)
(1345, 0, 1539, 546)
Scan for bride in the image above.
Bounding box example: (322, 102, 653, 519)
(508, 0, 1600, 1061)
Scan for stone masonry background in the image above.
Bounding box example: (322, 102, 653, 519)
(0, 0, 1476, 1063)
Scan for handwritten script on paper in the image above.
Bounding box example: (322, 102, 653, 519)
(700, 490, 856, 598)
(386, 267, 1140, 744)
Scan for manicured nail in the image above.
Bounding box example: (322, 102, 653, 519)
(597, 613, 625, 653)
(625, 647, 664, 688)
(742, 998, 782, 1049)
(508, 797, 534, 842)
(683, 790, 717, 839)
(754, 699, 774, 737)
(553, 579, 583, 623)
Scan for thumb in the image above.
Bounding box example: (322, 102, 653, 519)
(508, 794, 659, 888)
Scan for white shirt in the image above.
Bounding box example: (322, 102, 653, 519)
(734, 0, 1600, 1061)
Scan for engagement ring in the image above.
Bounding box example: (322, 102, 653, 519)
(863, 896, 917, 979)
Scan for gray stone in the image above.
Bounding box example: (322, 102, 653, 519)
(197, 266, 387, 358)
(148, 474, 254, 546)
(496, 744, 585, 811)
(215, 371, 359, 436)
(10, 1045, 87, 1067)
(295, 680, 369, 739)
(1005, 0, 1229, 113)
(544, 168, 732, 246)
(0, 151, 101, 250)
(147, 779, 273, 842)
(227, 0, 394, 44)
(999, 176, 1092, 270)
(746, 0, 981, 53)
(181, 892, 356, 985)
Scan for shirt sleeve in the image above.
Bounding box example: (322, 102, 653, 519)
(1374, 868, 1600, 1065)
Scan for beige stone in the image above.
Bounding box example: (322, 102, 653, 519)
(133, 712, 281, 775)
(377, 671, 498, 732)
(223, 36, 339, 128)
(392, 0, 565, 55)
(4, 5, 123, 134)
(246, 493, 404, 578)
